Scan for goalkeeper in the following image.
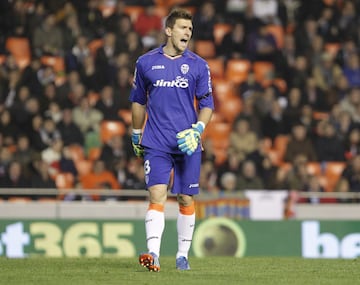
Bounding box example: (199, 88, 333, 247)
(129, 8, 214, 272)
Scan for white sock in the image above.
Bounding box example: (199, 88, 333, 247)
(176, 212, 195, 259)
(145, 209, 165, 257)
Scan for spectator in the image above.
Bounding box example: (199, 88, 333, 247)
(219, 172, 238, 193)
(95, 85, 123, 121)
(80, 159, 121, 201)
(104, 1, 129, 33)
(342, 53, 360, 88)
(283, 87, 303, 133)
(252, 0, 281, 25)
(261, 100, 286, 142)
(312, 52, 343, 93)
(39, 117, 62, 149)
(302, 175, 326, 204)
(30, 160, 57, 197)
(286, 154, 311, 190)
(95, 32, 119, 86)
(0, 160, 31, 199)
(0, 109, 20, 146)
(12, 134, 37, 178)
(302, 77, 329, 112)
(122, 157, 146, 192)
(41, 138, 64, 177)
(32, 13, 64, 57)
(247, 21, 278, 63)
(217, 22, 247, 60)
(236, 160, 264, 191)
(59, 146, 78, 177)
(315, 121, 345, 162)
(284, 123, 317, 162)
(339, 154, 360, 197)
(192, 1, 216, 41)
(99, 135, 126, 172)
(57, 108, 84, 146)
(72, 96, 103, 136)
(77, 0, 104, 39)
(199, 158, 218, 194)
(229, 118, 258, 162)
(344, 128, 360, 160)
(67, 35, 91, 72)
(113, 66, 133, 110)
(79, 55, 99, 92)
(134, 5, 162, 49)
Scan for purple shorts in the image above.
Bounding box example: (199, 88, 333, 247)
(143, 148, 201, 195)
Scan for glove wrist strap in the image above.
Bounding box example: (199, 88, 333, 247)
(133, 129, 142, 134)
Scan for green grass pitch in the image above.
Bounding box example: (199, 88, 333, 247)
(0, 257, 359, 285)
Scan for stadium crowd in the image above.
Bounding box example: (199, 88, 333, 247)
(0, 0, 360, 203)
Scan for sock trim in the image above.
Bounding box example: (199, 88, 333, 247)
(148, 203, 164, 212)
(179, 202, 195, 215)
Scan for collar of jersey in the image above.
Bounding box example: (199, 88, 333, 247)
(159, 44, 188, 58)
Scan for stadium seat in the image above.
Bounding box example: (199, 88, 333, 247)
(313, 111, 329, 121)
(194, 40, 216, 58)
(225, 59, 251, 85)
(203, 121, 231, 148)
(5, 37, 31, 69)
(213, 23, 232, 45)
(153, 5, 168, 18)
(40, 56, 66, 85)
(212, 79, 236, 101)
(0, 54, 6, 65)
(124, 6, 145, 22)
(218, 96, 242, 123)
(55, 172, 75, 189)
(306, 162, 322, 176)
(118, 109, 132, 125)
(266, 25, 284, 49)
(88, 147, 102, 161)
(100, 120, 126, 143)
(207, 58, 225, 79)
(323, 161, 346, 192)
(75, 159, 93, 177)
(253, 61, 275, 86)
(67, 144, 85, 161)
(272, 78, 287, 94)
(273, 135, 289, 162)
(87, 91, 100, 106)
(324, 42, 341, 58)
(88, 39, 104, 56)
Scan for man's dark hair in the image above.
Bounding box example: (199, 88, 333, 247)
(165, 8, 192, 28)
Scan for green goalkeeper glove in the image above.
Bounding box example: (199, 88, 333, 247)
(132, 129, 144, 157)
(176, 121, 205, 156)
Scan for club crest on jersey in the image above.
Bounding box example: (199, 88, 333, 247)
(180, 64, 189, 74)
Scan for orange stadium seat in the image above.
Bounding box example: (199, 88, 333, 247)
(213, 23, 232, 45)
(324, 43, 341, 58)
(323, 161, 346, 192)
(203, 121, 231, 146)
(55, 172, 75, 189)
(67, 144, 85, 161)
(212, 79, 236, 101)
(124, 6, 145, 22)
(273, 135, 289, 163)
(272, 78, 287, 94)
(194, 40, 216, 58)
(88, 147, 102, 161)
(87, 91, 100, 106)
(40, 56, 66, 85)
(253, 61, 275, 86)
(100, 120, 126, 143)
(306, 162, 322, 176)
(88, 39, 104, 56)
(218, 96, 242, 124)
(225, 59, 251, 85)
(5, 37, 31, 69)
(0, 54, 6, 65)
(75, 159, 93, 177)
(266, 25, 284, 49)
(207, 58, 225, 79)
(118, 109, 132, 125)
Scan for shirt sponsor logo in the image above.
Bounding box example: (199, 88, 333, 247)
(152, 65, 165, 70)
(189, 183, 199, 188)
(153, 76, 189, 88)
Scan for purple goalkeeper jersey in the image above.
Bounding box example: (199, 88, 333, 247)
(129, 45, 214, 154)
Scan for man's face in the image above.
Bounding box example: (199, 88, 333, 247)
(167, 19, 193, 53)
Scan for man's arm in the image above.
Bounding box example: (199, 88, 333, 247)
(132, 102, 146, 129)
(197, 107, 213, 128)
(131, 102, 146, 157)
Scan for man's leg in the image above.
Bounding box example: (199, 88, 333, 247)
(176, 194, 195, 270)
(139, 184, 167, 272)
